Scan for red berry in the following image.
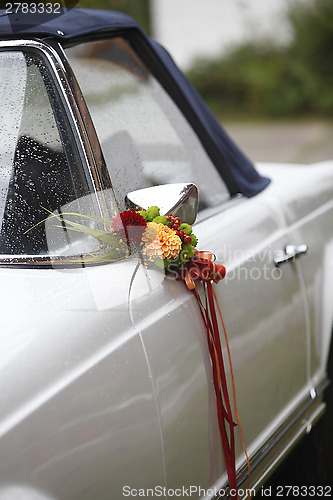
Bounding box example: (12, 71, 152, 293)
(174, 223, 179, 230)
(179, 230, 185, 238)
(184, 235, 191, 244)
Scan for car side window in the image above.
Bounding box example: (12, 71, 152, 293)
(0, 50, 108, 259)
(66, 38, 229, 212)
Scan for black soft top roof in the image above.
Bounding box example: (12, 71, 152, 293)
(0, 7, 270, 197)
(0, 7, 137, 39)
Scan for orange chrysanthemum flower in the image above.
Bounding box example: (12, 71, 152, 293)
(142, 222, 182, 261)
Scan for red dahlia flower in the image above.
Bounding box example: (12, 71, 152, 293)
(112, 210, 147, 245)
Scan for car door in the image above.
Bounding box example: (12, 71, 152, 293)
(129, 196, 310, 495)
(0, 43, 167, 500)
(196, 193, 310, 473)
(64, 35, 309, 495)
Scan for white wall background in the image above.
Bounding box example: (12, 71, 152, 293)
(150, 0, 296, 69)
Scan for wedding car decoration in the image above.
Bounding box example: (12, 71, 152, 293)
(30, 206, 250, 497)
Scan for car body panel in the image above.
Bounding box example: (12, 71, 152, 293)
(0, 264, 166, 498)
(194, 192, 309, 456)
(257, 161, 333, 385)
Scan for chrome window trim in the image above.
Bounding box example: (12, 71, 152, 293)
(53, 39, 112, 197)
(212, 376, 329, 499)
(0, 253, 111, 269)
(0, 39, 111, 267)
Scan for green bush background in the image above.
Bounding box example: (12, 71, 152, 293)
(186, 0, 333, 119)
(77, 0, 332, 119)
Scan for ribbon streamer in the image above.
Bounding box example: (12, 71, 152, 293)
(182, 251, 250, 499)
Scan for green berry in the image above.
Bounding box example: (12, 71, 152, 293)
(190, 233, 198, 247)
(146, 206, 160, 221)
(179, 223, 192, 235)
(182, 244, 195, 258)
(138, 210, 149, 221)
(153, 215, 168, 225)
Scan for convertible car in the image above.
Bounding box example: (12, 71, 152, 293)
(0, 7, 332, 500)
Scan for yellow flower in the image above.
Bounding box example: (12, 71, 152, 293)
(142, 222, 182, 261)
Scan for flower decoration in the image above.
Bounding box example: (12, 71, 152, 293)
(111, 210, 146, 246)
(137, 206, 198, 270)
(142, 222, 182, 261)
(29, 202, 249, 497)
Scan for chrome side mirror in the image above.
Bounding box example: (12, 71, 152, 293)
(125, 183, 198, 224)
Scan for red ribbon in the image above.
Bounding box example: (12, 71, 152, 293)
(184, 251, 226, 289)
(183, 251, 239, 497)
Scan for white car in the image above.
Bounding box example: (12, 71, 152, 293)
(0, 6, 332, 500)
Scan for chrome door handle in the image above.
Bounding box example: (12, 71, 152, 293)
(274, 244, 308, 267)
